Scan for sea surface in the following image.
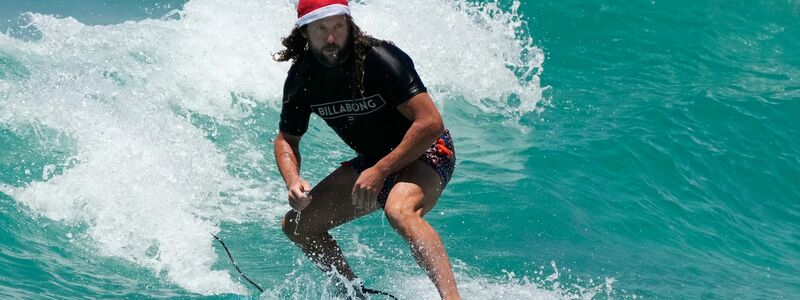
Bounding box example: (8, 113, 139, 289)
(1, 0, 798, 299)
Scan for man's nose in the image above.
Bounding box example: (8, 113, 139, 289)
(326, 33, 335, 44)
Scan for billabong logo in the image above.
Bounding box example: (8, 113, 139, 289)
(311, 94, 386, 119)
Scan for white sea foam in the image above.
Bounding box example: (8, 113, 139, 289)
(258, 256, 614, 300)
(388, 272, 614, 300)
(0, 0, 544, 295)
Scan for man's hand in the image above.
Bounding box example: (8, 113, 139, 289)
(352, 167, 386, 210)
(288, 180, 312, 211)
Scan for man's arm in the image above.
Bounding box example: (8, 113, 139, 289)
(375, 92, 444, 175)
(352, 92, 444, 208)
(274, 131, 312, 210)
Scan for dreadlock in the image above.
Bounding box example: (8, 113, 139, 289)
(273, 16, 389, 97)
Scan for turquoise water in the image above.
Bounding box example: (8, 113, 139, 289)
(1, 0, 799, 299)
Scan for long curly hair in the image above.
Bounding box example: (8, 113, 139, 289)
(273, 16, 386, 97)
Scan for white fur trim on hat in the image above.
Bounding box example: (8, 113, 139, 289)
(296, 4, 351, 27)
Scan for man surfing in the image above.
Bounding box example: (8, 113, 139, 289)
(273, 1, 460, 299)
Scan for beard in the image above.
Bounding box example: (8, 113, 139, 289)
(310, 43, 350, 66)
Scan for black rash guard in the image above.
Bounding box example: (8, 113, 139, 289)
(279, 43, 428, 165)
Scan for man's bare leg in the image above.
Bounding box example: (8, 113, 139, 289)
(281, 165, 379, 280)
(384, 161, 461, 300)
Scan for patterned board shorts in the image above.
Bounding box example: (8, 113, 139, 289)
(341, 129, 456, 207)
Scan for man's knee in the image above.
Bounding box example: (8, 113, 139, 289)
(282, 210, 329, 244)
(282, 210, 304, 242)
(384, 203, 419, 233)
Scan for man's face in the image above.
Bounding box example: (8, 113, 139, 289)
(303, 15, 350, 67)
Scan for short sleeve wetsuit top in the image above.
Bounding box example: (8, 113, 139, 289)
(279, 43, 427, 166)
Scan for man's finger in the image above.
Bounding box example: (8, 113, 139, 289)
(374, 189, 381, 210)
(363, 188, 371, 209)
(362, 188, 370, 210)
(366, 192, 374, 211)
(351, 185, 359, 207)
(357, 187, 367, 209)
(369, 189, 378, 210)
(354, 187, 362, 209)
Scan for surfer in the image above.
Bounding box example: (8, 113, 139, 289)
(272, 0, 461, 299)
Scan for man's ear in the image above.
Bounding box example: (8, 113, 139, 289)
(300, 28, 308, 39)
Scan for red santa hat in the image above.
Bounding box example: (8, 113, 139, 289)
(296, 0, 351, 27)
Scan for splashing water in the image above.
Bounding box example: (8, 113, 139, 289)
(1, 0, 549, 296)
